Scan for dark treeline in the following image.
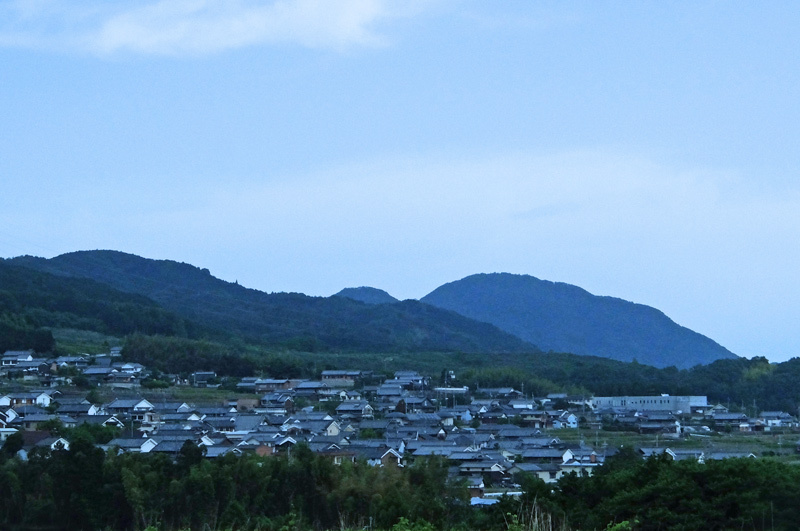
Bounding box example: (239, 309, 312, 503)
(0, 440, 469, 531)
(0, 261, 198, 344)
(0, 314, 54, 353)
(122, 334, 315, 379)
(2, 439, 800, 530)
(122, 332, 800, 413)
(8, 252, 532, 354)
(462, 354, 800, 413)
(550, 448, 800, 530)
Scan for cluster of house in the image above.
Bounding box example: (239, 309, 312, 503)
(3, 349, 797, 503)
(1, 349, 146, 388)
(594, 394, 799, 434)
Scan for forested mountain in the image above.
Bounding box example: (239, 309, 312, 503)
(0, 260, 195, 352)
(422, 273, 738, 369)
(334, 286, 399, 305)
(4, 251, 800, 412)
(8, 251, 534, 354)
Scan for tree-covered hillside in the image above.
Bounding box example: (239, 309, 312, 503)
(0, 261, 196, 352)
(2, 435, 800, 530)
(9, 251, 535, 354)
(422, 273, 738, 369)
(334, 286, 399, 304)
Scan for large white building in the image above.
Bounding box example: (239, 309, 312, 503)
(591, 395, 707, 414)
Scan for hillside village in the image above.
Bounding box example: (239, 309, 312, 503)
(1, 348, 795, 504)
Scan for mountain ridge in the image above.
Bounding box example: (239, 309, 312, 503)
(6, 251, 737, 368)
(421, 272, 737, 369)
(8, 251, 534, 354)
(333, 287, 399, 305)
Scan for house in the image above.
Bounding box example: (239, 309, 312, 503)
(107, 371, 140, 389)
(560, 449, 603, 477)
(191, 371, 218, 388)
(75, 414, 126, 429)
(294, 381, 329, 399)
(56, 402, 101, 416)
(236, 431, 285, 456)
(352, 446, 403, 467)
(54, 356, 90, 370)
(113, 362, 146, 375)
(376, 384, 404, 400)
(16, 431, 69, 460)
(336, 400, 374, 420)
(475, 387, 522, 399)
(6, 391, 54, 408)
(321, 370, 363, 388)
(521, 448, 567, 463)
(711, 412, 750, 430)
(759, 411, 796, 429)
(82, 367, 116, 383)
(394, 397, 435, 414)
(283, 419, 341, 437)
(106, 398, 156, 426)
(36, 437, 71, 452)
(393, 371, 428, 389)
(11, 413, 77, 431)
(236, 376, 259, 392)
(151, 401, 193, 414)
(2, 350, 34, 367)
(553, 412, 579, 429)
(254, 379, 294, 393)
(458, 459, 509, 482)
(510, 462, 561, 483)
(234, 398, 259, 412)
(261, 393, 295, 413)
(508, 399, 538, 410)
(440, 406, 473, 423)
(466, 476, 485, 498)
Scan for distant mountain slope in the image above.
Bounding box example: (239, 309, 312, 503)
(421, 273, 737, 369)
(334, 287, 399, 305)
(0, 260, 193, 349)
(9, 252, 534, 354)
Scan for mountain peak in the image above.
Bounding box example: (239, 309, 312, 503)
(421, 272, 737, 369)
(333, 287, 399, 305)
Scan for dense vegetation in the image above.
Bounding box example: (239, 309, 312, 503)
(122, 334, 314, 379)
(2, 437, 800, 530)
(421, 273, 737, 368)
(552, 448, 800, 530)
(0, 261, 197, 352)
(4, 250, 800, 413)
(0, 441, 468, 531)
(457, 354, 800, 413)
(8, 252, 534, 354)
(119, 335, 800, 413)
(334, 287, 400, 305)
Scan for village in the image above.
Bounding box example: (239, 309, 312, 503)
(1, 348, 797, 504)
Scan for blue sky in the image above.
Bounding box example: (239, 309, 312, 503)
(1, 1, 799, 362)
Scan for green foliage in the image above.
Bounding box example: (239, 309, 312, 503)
(9, 251, 533, 354)
(391, 517, 436, 531)
(1, 431, 24, 458)
(0, 310, 54, 353)
(65, 422, 121, 445)
(552, 453, 800, 530)
(421, 272, 737, 369)
(0, 260, 194, 349)
(3, 436, 800, 531)
(122, 334, 258, 377)
(0, 443, 472, 531)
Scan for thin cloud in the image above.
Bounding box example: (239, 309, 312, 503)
(0, 0, 403, 56)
